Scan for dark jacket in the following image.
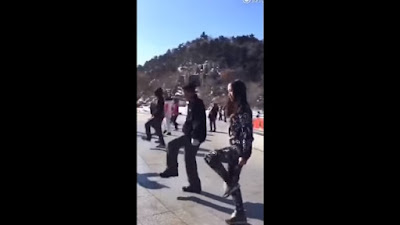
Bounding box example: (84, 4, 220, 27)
(208, 105, 219, 119)
(228, 104, 254, 160)
(182, 95, 207, 143)
(152, 97, 165, 119)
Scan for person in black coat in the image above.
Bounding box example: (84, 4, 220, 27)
(142, 88, 166, 148)
(208, 103, 219, 132)
(159, 83, 206, 194)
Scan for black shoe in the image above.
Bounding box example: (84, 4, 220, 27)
(223, 182, 240, 198)
(209, 130, 213, 132)
(166, 132, 171, 135)
(141, 136, 151, 141)
(225, 210, 247, 224)
(163, 130, 167, 134)
(156, 144, 166, 148)
(160, 169, 178, 178)
(182, 186, 201, 194)
(155, 140, 160, 143)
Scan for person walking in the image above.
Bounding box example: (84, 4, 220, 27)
(223, 105, 227, 122)
(204, 80, 254, 224)
(142, 87, 166, 148)
(159, 83, 206, 194)
(218, 105, 223, 121)
(208, 103, 219, 132)
(170, 98, 180, 131)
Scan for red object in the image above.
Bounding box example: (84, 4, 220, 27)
(164, 104, 169, 113)
(172, 103, 179, 116)
(253, 118, 264, 130)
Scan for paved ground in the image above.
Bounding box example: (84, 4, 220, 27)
(136, 109, 264, 225)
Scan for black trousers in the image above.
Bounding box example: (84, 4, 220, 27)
(166, 135, 201, 188)
(205, 147, 244, 212)
(145, 117, 165, 145)
(170, 115, 178, 130)
(209, 118, 216, 131)
(218, 113, 223, 120)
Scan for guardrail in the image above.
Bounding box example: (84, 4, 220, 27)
(253, 118, 264, 130)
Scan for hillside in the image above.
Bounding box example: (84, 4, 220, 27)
(137, 32, 264, 109)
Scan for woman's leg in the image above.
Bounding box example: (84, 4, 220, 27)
(204, 147, 232, 184)
(228, 157, 245, 213)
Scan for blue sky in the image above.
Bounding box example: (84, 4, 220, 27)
(137, 0, 264, 66)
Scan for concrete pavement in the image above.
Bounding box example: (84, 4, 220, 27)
(136, 109, 264, 225)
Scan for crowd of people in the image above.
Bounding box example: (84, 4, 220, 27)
(140, 80, 254, 224)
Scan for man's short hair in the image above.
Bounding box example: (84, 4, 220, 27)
(182, 83, 196, 93)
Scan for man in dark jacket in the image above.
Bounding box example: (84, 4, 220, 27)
(208, 103, 219, 132)
(142, 88, 166, 148)
(159, 83, 206, 194)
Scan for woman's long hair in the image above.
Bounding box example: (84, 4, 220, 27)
(226, 79, 249, 119)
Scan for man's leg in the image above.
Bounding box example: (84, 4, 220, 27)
(209, 119, 213, 132)
(166, 117, 171, 134)
(172, 116, 178, 130)
(183, 141, 201, 192)
(162, 119, 167, 134)
(160, 135, 186, 177)
(143, 118, 154, 140)
(212, 120, 216, 132)
(153, 118, 165, 146)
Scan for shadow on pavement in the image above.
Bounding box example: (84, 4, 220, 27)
(177, 196, 232, 213)
(136, 131, 160, 140)
(149, 147, 211, 158)
(201, 190, 233, 205)
(150, 147, 167, 151)
(177, 196, 259, 223)
(177, 191, 264, 221)
(202, 191, 264, 221)
(163, 133, 180, 137)
(137, 173, 169, 190)
(198, 148, 211, 153)
(210, 131, 228, 134)
(253, 131, 264, 136)
(138, 131, 210, 140)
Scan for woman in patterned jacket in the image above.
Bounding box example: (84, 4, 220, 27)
(204, 79, 254, 224)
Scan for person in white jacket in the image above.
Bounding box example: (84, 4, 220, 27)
(163, 96, 174, 135)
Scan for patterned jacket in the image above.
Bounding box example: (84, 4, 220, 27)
(228, 104, 254, 160)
